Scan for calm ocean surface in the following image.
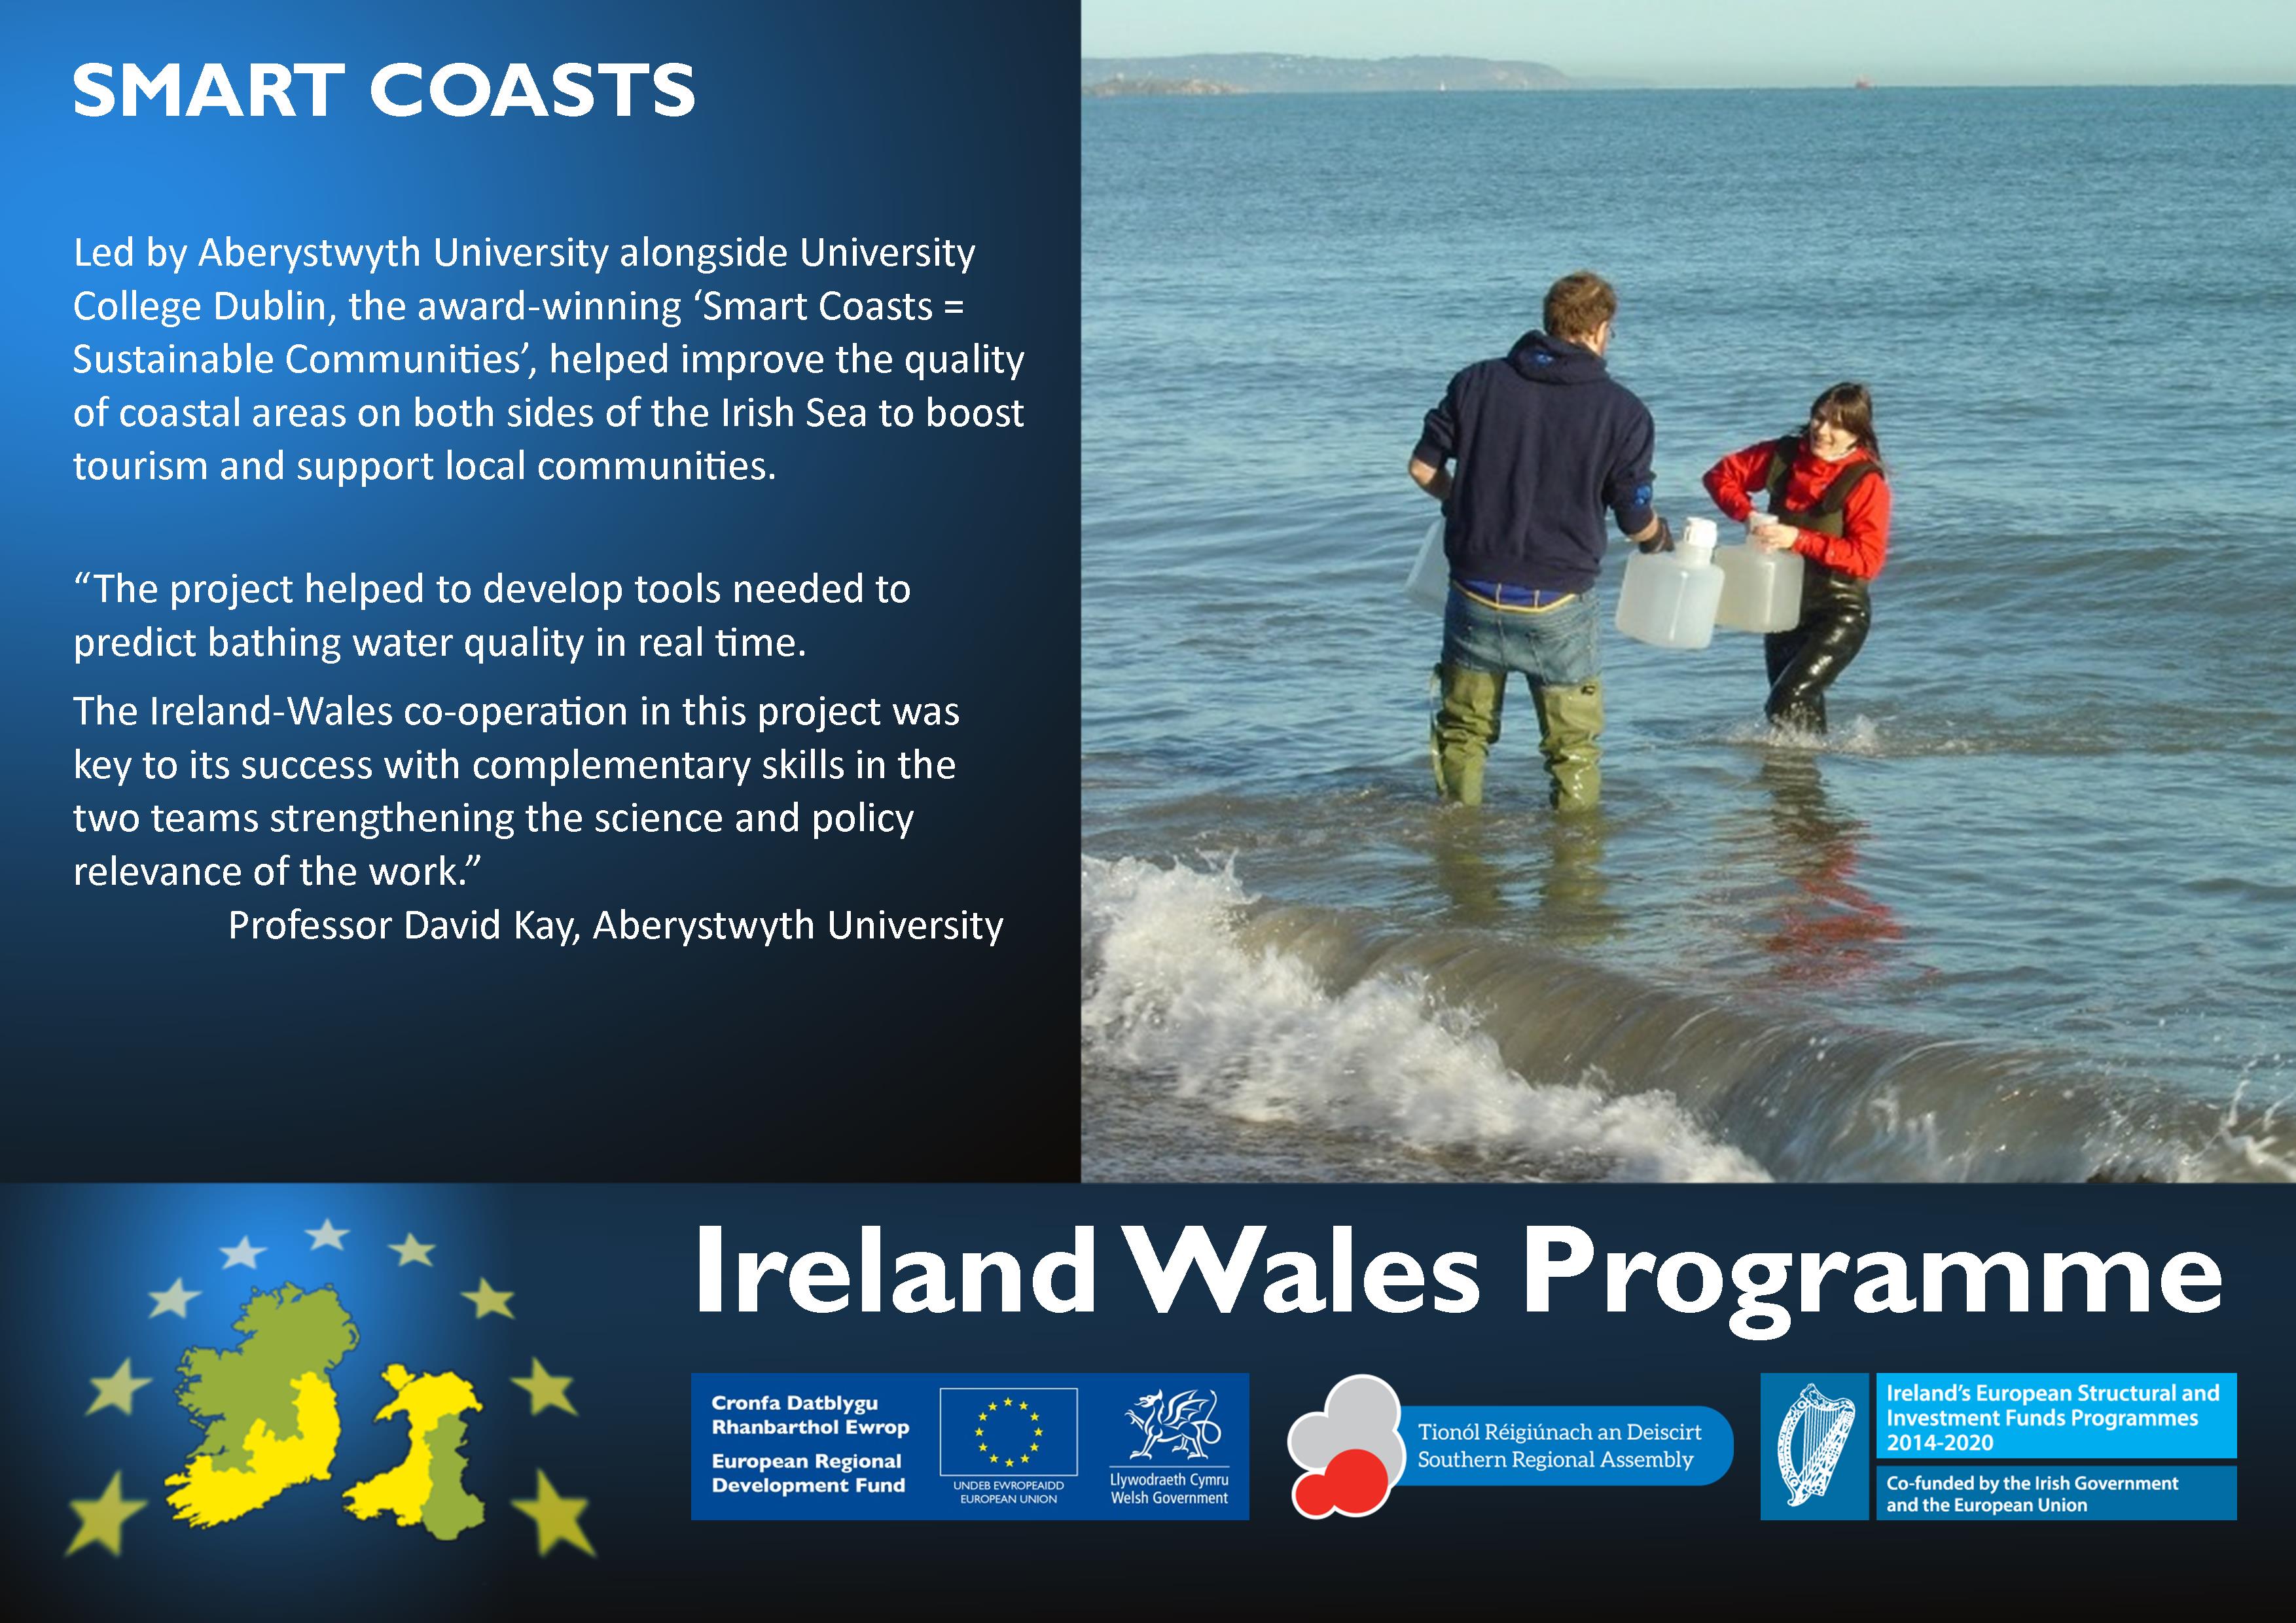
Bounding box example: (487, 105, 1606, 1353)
(1081, 86, 2296, 1183)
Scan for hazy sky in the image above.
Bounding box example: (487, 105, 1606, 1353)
(1080, 0, 2296, 87)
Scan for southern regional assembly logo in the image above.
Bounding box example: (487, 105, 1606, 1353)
(1124, 1388, 1221, 1461)
(1289, 1374, 1405, 1520)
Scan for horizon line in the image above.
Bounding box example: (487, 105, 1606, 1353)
(1077, 53, 2292, 90)
(1079, 75, 2292, 91)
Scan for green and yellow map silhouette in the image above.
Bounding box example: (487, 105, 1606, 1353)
(162, 1283, 484, 1541)
(341, 1365, 486, 1539)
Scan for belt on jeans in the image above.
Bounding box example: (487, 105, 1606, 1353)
(1451, 577, 1580, 613)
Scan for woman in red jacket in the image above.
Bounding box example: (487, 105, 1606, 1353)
(1702, 383, 1893, 735)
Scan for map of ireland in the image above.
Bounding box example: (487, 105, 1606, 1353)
(344, 1365, 488, 1540)
(164, 1284, 359, 1527)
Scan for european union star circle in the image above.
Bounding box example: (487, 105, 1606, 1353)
(973, 1397, 1047, 1471)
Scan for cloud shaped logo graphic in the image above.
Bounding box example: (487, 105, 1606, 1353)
(1289, 1374, 1405, 1519)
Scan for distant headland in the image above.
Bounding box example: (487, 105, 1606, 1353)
(1083, 76, 1243, 98)
(1080, 54, 1646, 95)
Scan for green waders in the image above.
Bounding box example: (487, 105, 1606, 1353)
(1533, 678, 1604, 812)
(1431, 667, 1603, 812)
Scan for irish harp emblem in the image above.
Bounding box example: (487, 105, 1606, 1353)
(1775, 1383, 1856, 1507)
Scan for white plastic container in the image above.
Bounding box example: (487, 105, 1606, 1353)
(1615, 517, 1723, 649)
(1405, 514, 1449, 612)
(1713, 514, 1804, 633)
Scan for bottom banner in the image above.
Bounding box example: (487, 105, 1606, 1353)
(3, 1182, 2284, 1618)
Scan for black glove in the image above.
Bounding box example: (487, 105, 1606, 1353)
(1638, 516, 1674, 554)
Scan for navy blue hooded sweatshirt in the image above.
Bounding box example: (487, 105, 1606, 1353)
(1412, 331, 1655, 596)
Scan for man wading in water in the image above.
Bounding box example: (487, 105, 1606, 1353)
(1408, 271, 1671, 810)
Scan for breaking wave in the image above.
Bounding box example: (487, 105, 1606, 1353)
(1082, 857, 2296, 1184)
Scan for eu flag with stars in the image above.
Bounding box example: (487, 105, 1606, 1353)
(938, 1387, 1077, 1476)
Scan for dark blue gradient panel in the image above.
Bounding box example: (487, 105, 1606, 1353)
(0, 3, 1081, 1179)
(7, 1184, 2289, 1615)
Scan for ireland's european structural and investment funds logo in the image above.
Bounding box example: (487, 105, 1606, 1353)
(1760, 1374, 1869, 1520)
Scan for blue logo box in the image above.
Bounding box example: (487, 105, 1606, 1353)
(1399, 1406, 1732, 1486)
(1760, 1374, 1871, 1520)
(1873, 1373, 2236, 1460)
(1876, 1465, 2236, 1520)
(691, 1372, 1249, 1520)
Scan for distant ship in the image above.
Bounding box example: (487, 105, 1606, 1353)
(1853, 75, 1874, 90)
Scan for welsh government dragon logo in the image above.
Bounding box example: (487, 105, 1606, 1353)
(1124, 1389, 1221, 1461)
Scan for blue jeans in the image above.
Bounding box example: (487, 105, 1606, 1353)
(1432, 586, 1604, 809)
(1441, 586, 1602, 687)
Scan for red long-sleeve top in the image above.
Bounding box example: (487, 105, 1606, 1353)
(1702, 438, 1892, 580)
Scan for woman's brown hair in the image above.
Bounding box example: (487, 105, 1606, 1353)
(1808, 382, 1882, 468)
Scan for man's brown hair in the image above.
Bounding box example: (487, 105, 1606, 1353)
(1543, 271, 1617, 343)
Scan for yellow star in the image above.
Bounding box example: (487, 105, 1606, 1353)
(511, 1470, 595, 1558)
(511, 1357, 576, 1416)
(978, 1442, 988, 1452)
(389, 1232, 436, 1267)
(1033, 1427, 1042, 1436)
(975, 1427, 983, 1436)
(65, 1471, 145, 1558)
(978, 1411, 988, 1421)
(1003, 1457, 1014, 1467)
(147, 1277, 200, 1317)
(86, 1359, 152, 1418)
(461, 1278, 514, 1319)
(1003, 1398, 1013, 1407)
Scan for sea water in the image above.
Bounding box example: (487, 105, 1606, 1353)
(1082, 86, 2296, 1183)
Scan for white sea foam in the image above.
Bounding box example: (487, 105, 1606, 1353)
(1717, 715, 1882, 754)
(1082, 856, 1769, 1183)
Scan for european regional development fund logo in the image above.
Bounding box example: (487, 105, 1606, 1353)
(1760, 1374, 1869, 1520)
